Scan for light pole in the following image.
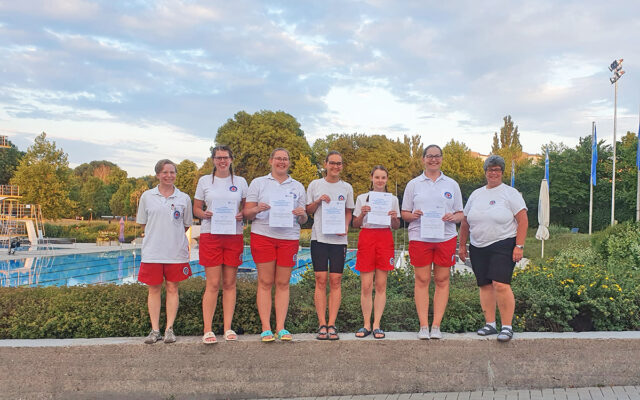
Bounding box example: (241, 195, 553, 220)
(609, 58, 625, 226)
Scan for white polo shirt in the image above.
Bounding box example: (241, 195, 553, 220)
(306, 178, 355, 245)
(137, 186, 193, 263)
(464, 183, 527, 248)
(354, 192, 400, 229)
(194, 174, 248, 235)
(246, 174, 307, 240)
(401, 172, 463, 243)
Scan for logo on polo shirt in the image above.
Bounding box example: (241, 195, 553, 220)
(229, 185, 238, 192)
(489, 200, 496, 205)
(389, 257, 394, 266)
(338, 194, 345, 201)
(444, 192, 452, 199)
(183, 266, 189, 275)
(290, 191, 297, 199)
(173, 210, 181, 219)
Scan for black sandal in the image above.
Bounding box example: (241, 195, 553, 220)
(355, 327, 371, 338)
(316, 325, 328, 340)
(327, 325, 339, 340)
(373, 328, 385, 339)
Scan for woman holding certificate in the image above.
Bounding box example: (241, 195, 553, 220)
(137, 159, 193, 344)
(401, 145, 463, 340)
(458, 155, 528, 342)
(352, 165, 401, 339)
(306, 151, 355, 340)
(194, 145, 248, 344)
(244, 148, 308, 342)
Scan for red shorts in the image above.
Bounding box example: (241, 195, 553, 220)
(355, 228, 395, 273)
(138, 262, 192, 285)
(409, 237, 457, 268)
(199, 233, 244, 267)
(250, 233, 299, 267)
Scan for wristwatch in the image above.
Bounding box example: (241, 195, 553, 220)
(515, 244, 524, 249)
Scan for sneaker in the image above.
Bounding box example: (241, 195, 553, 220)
(164, 327, 176, 344)
(430, 326, 442, 339)
(417, 326, 430, 340)
(497, 327, 514, 342)
(144, 329, 162, 344)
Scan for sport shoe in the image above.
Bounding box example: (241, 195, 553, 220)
(430, 326, 442, 339)
(164, 327, 176, 344)
(417, 326, 430, 340)
(497, 327, 513, 342)
(144, 329, 162, 344)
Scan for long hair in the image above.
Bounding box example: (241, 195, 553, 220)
(367, 165, 389, 201)
(211, 145, 234, 185)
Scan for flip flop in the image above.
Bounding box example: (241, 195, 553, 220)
(202, 331, 217, 345)
(316, 325, 329, 340)
(277, 329, 292, 341)
(260, 330, 275, 342)
(327, 325, 339, 341)
(224, 329, 237, 341)
(355, 327, 371, 338)
(373, 328, 385, 339)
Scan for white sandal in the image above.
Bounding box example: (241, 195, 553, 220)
(202, 331, 217, 344)
(224, 329, 237, 341)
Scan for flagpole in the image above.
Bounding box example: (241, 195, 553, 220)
(636, 105, 640, 222)
(611, 80, 618, 226)
(589, 121, 595, 235)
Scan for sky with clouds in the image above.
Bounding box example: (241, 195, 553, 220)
(1, 0, 639, 177)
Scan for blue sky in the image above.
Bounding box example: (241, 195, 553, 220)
(1, 1, 639, 177)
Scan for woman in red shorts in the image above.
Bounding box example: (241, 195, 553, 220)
(401, 145, 463, 340)
(352, 165, 401, 339)
(194, 145, 248, 344)
(137, 159, 193, 344)
(243, 148, 308, 342)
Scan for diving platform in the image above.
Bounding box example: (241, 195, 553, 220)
(0, 135, 8, 148)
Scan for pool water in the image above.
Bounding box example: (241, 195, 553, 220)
(0, 248, 359, 288)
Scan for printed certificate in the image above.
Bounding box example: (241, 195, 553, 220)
(211, 200, 237, 235)
(269, 192, 294, 228)
(322, 200, 346, 234)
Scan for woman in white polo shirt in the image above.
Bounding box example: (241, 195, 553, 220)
(194, 145, 248, 344)
(137, 159, 193, 344)
(243, 148, 308, 342)
(401, 145, 463, 340)
(458, 155, 528, 342)
(306, 150, 354, 341)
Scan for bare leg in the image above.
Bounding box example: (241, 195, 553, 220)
(414, 266, 432, 327)
(478, 284, 496, 323)
(327, 272, 343, 327)
(221, 265, 238, 333)
(431, 265, 450, 327)
(314, 271, 328, 327)
(372, 269, 389, 330)
(493, 282, 515, 326)
(165, 281, 179, 330)
(359, 271, 374, 331)
(202, 266, 221, 333)
(147, 284, 162, 331)
(256, 261, 276, 332)
(274, 266, 293, 332)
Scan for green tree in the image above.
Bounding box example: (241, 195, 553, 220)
(129, 182, 150, 216)
(441, 140, 485, 198)
(490, 115, 528, 183)
(175, 159, 198, 199)
(110, 182, 133, 216)
(0, 138, 24, 185)
(10, 132, 76, 219)
(79, 177, 111, 218)
(215, 110, 313, 182)
(290, 154, 318, 188)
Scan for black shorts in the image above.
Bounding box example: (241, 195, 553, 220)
(469, 237, 516, 286)
(310, 240, 347, 274)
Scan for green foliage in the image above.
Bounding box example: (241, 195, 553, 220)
(10, 132, 76, 219)
(441, 139, 485, 198)
(0, 137, 24, 185)
(175, 159, 198, 199)
(215, 110, 313, 183)
(44, 221, 140, 243)
(110, 182, 134, 216)
(80, 177, 113, 218)
(290, 153, 318, 188)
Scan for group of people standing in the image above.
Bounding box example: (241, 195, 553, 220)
(136, 144, 528, 345)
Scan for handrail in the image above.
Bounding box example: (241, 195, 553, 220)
(0, 185, 20, 197)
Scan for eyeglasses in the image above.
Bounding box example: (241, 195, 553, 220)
(273, 157, 289, 162)
(424, 154, 442, 159)
(213, 156, 231, 161)
(486, 168, 503, 173)
(327, 161, 343, 166)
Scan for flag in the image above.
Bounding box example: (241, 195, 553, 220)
(545, 148, 549, 187)
(510, 160, 515, 187)
(591, 125, 598, 186)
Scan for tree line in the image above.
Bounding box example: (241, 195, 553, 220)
(2, 110, 638, 232)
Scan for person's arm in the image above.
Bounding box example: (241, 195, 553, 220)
(193, 199, 212, 220)
(401, 209, 422, 223)
(443, 210, 464, 223)
(390, 210, 401, 230)
(243, 201, 270, 220)
(306, 194, 330, 214)
(512, 209, 528, 262)
(236, 199, 246, 221)
(458, 216, 470, 262)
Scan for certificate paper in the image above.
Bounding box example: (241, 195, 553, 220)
(269, 193, 294, 228)
(211, 200, 237, 235)
(322, 200, 346, 234)
(420, 204, 445, 239)
(366, 191, 392, 226)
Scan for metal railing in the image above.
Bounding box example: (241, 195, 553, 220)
(0, 185, 20, 197)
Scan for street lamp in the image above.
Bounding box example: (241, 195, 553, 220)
(89, 208, 93, 222)
(609, 58, 625, 226)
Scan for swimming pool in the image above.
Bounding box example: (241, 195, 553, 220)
(0, 247, 359, 288)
